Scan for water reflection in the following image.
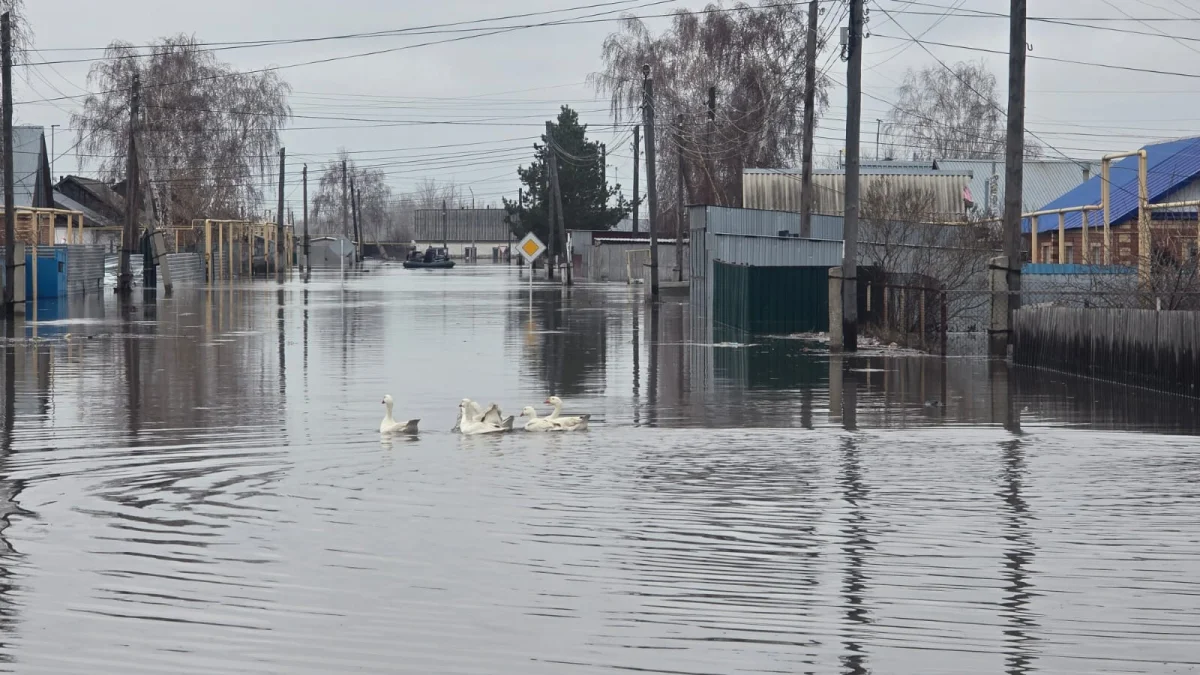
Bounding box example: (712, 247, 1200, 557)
(839, 438, 870, 675)
(0, 265, 1193, 673)
(999, 440, 1037, 675)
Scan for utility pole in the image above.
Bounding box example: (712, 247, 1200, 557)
(632, 124, 641, 234)
(1, 12, 12, 312)
(799, 0, 818, 238)
(276, 147, 285, 280)
(642, 65, 660, 299)
(341, 160, 349, 241)
(875, 119, 882, 160)
(999, 0, 1027, 355)
(49, 124, 58, 183)
(118, 73, 140, 297)
(707, 85, 716, 205)
(545, 121, 561, 281)
(302, 164, 309, 275)
(350, 179, 359, 263)
(350, 184, 360, 261)
(841, 0, 863, 351)
(675, 114, 686, 282)
(441, 199, 448, 254)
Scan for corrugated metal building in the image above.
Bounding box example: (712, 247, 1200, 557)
(413, 208, 512, 243)
(743, 167, 972, 223)
(935, 158, 1099, 219)
(690, 205, 843, 334)
(570, 230, 686, 283)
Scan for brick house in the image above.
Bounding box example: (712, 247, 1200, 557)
(1023, 136, 1200, 265)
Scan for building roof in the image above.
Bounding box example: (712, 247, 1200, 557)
(61, 175, 127, 213)
(746, 166, 970, 177)
(53, 190, 113, 227)
(12, 126, 51, 208)
(1024, 136, 1200, 234)
(935, 158, 1100, 217)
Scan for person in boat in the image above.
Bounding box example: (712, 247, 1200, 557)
(423, 247, 435, 263)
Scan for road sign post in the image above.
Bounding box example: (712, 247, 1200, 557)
(518, 232, 546, 300)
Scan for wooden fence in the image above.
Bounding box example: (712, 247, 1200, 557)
(1013, 307, 1200, 397)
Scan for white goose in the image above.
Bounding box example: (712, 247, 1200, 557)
(454, 399, 514, 431)
(481, 403, 516, 431)
(456, 401, 510, 435)
(544, 396, 590, 431)
(519, 406, 560, 432)
(380, 395, 420, 435)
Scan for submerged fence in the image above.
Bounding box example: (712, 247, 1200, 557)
(1013, 306, 1200, 396)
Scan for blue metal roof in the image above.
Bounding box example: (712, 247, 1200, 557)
(1024, 136, 1200, 234)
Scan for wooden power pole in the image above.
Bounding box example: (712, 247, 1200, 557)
(632, 124, 640, 234)
(675, 114, 686, 282)
(545, 121, 561, 281)
(1, 12, 12, 312)
(999, 0, 1027, 356)
(118, 74, 140, 297)
(341, 160, 349, 240)
(642, 65, 660, 299)
(841, 0, 863, 351)
(276, 147, 285, 280)
(302, 164, 309, 276)
(799, 0, 819, 238)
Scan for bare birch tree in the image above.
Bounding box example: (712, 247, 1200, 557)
(72, 35, 291, 225)
(310, 151, 394, 242)
(859, 182, 1001, 341)
(592, 1, 827, 225)
(885, 60, 1042, 161)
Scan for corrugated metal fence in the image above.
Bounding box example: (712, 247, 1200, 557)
(413, 209, 511, 242)
(713, 261, 829, 333)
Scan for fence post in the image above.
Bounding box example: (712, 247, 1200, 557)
(828, 267, 844, 350)
(989, 255, 1011, 358)
(941, 291, 948, 356)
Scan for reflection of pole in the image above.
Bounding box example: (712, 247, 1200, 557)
(839, 438, 870, 675)
(632, 299, 640, 425)
(647, 302, 659, 426)
(1000, 439, 1037, 673)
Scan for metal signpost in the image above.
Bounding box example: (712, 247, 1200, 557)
(518, 232, 546, 301)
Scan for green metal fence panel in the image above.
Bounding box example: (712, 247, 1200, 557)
(712, 261, 829, 334)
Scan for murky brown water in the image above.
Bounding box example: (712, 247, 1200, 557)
(1, 263, 1198, 674)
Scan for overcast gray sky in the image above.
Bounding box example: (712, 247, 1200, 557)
(17, 0, 1200, 213)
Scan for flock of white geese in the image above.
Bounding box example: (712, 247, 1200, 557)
(380, 395, 590, 436)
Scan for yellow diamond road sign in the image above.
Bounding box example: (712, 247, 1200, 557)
(518, 232, 546, 264)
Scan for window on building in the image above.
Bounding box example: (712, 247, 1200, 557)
(1042, 244, 1053, 263)
(1091, 244, 1103, 264)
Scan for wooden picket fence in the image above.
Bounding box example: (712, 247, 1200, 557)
(1013, 306, 1200, 397)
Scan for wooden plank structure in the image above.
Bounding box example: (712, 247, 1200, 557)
(1013, 306, 1200, 397)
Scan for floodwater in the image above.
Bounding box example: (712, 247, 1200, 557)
(0, 263, 1198, 674)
